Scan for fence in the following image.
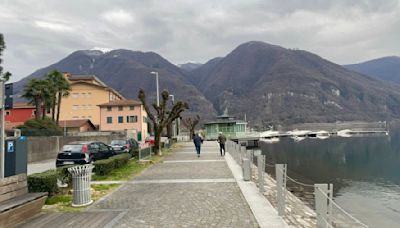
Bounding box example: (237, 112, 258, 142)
(226, 140, 369, 228)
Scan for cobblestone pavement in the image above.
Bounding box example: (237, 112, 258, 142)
(90, 141, 258, 227)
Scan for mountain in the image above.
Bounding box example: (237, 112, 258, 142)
(177, 62, 203, 72)
(188, 41, 400, 128)
(14, 49, 217, 120)
(344, 56, 400, 84)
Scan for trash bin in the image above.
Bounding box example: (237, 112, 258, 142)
(68, 164, 94, 207)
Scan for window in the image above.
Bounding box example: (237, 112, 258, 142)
(87, 92, 92, 98)
(81, 105, 86, 110)
(129, 106, 134, 110)
(127, 116, 138, 123)
(73, 116, 79, 119)
(88, 116, 92, 118)
(118, 106, 123, 111)
(107, 106, 112, 111)
(118, 116, 123, 123)
(81, 92, 86, 97)
(107, 117, 112, 123)
(87, 104, 92, 110)
(72, 105, 79, 110)
(5, 111, 10, 115)
(72, 93, 79, 98)
(81, 116, 86, 118)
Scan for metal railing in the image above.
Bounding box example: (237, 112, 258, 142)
(226, 140, 369, 228)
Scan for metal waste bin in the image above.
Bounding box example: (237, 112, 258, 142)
(68, 164, 94, 207)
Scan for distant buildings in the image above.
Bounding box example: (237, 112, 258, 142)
(58, 73, 125, 127)
(204, 113, 247, 139)
(4, 103, 35, 129)
(98, 99, 148, 141)
(58, 119, 96, 133)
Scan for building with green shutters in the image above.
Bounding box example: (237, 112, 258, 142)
(204, 113, 247, 140)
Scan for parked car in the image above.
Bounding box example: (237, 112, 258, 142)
(110, 138, 139, 156)
(56, 141, 115, 167)
(145, 136, 155, 146)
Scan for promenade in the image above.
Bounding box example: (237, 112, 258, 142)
(19, 141, 288, 227)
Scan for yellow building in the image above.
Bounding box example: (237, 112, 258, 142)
(58, 73, 125, 127)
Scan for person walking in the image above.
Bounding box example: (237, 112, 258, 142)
(193, 133, 203, 158)
(217, 132, 227, 156)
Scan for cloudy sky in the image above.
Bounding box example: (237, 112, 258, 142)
(1, 0, 399, 82)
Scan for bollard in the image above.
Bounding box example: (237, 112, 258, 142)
(315, 184, 333, 227)
(242, 158, 251, 181)
(240, 146, 246, 166)
(276, 164, 287, 216)
(257, 155, 265, 193)
(68, 164, 94, 207)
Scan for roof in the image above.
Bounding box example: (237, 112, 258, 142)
(58, 119, 96, 128)
(204, 119, 247, 125)
(98, 99, 142, 107)
(12, 103, 35, 109)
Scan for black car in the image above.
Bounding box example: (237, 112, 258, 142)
(56, 141, 115, 167)
(110, 138, 139, 156)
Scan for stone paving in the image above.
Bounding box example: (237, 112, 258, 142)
(89, 141, 259, 227)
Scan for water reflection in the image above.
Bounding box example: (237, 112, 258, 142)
(260, 128, 400, 227)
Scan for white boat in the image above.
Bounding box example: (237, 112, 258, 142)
(287, 129, 311, 137)
(316, 130, 330, 139)
(260, 137, 280, 144)
(337, 129, 352, 137)
(260, 130, 280, 138)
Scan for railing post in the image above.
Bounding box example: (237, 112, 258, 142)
(315, 183, 333, 227)
(242, 158, 250, 181)
(276, 164, 287, 216)
(139, 147, 141, 160)
(257, 154, 265, 193)
(240, 146, 246, 166)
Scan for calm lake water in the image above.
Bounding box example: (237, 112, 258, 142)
(260, 128, 400, 228)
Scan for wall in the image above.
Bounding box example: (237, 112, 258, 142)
(27, 132, 127, 163)
(99, 104, 147, 140)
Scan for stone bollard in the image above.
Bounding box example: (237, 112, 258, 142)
(257, 155, 265, 193)
(242, 158, 251, 181)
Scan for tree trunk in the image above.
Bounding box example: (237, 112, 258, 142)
(56, 92, 62, 124)
(42, 102, 46, 120)
(167, 122, 173, 139)
(34, 98, 40, 120)
(51, 96, 56, 121)
(154, 125, 162, 155)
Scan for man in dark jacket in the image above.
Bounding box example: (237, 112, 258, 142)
(217, 132, 226, 156)
(193, 133, 203, 157)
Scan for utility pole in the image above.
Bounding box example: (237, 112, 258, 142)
(0, 80, 5, 178)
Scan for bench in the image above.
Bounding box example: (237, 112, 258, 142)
(0, 174, 48, 227)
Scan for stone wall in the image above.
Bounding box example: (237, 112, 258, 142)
(27, 132, 127, 163)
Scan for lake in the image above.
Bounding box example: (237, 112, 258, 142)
(259, 128, 400, 228)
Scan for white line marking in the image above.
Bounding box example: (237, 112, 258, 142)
(163, 160, 225, 163)
(130, 179, 236, 184)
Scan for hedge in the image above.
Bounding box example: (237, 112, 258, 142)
(28, 169, 59, 195)
(56, 165, 76, 186)
(93, 159, 115, 176)
(112, 153, 130, 168)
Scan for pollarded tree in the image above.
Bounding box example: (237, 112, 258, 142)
(138, 89, 188, 155)
(182, 115, 200, 139)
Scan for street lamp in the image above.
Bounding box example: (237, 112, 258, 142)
(150, 71, 159, 106)
(150, 71, 161, 155)
(169, 95, 176, 137)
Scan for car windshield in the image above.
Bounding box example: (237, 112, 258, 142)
(62, 144, 83, 152)
(111, 140, 127, 145)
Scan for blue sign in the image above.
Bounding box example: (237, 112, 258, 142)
(7, 141, 14, 153)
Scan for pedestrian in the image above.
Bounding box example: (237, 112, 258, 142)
(217, 132, 226, 156)
(193, 133, 203, 158)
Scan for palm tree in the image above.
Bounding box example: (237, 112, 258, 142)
(22, 79, 48, 119)
(46, 70, 71, 124)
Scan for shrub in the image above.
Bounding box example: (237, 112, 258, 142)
(112, 153, 130, 168)
(93, 159, 115, 176)
(131, 148, 139, 158)
(56, 165, 76, 186)
(28, 169, 59, 195)
(17, 117, 63, 136)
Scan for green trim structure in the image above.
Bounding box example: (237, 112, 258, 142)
(204, 114, 247, 140)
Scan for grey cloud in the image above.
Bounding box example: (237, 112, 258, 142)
(0, 0, 399, 82)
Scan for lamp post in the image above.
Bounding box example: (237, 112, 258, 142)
(150, 71, 161, 155)
(169, 95, 176, 137)
(0, 80, 4, 178)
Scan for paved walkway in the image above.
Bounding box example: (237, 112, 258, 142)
(19, 142, 288, 227)
(89, 142, 258, 227)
